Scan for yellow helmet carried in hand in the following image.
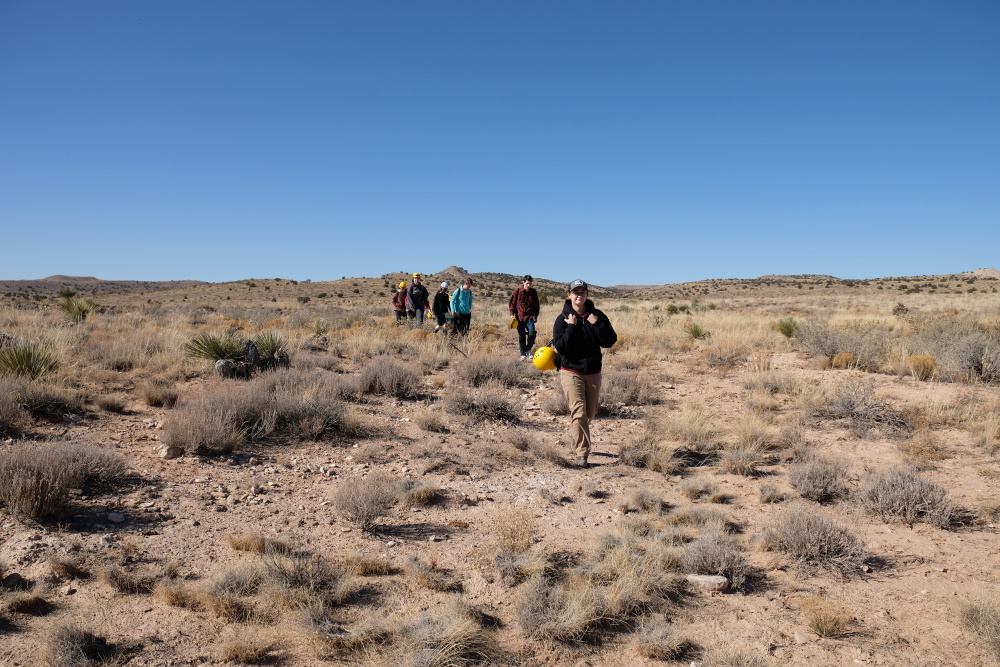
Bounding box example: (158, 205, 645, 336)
(533, 346, 557, 371)
(398, 281, 407, 289)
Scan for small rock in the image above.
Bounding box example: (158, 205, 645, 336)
(106, 512, 126, 524)
(60, 584, 77, 595)
(186, 519, 200, 527)
(341, 527, 352, 532)
(794, 631, 810, 644)
(158, 446, 184, 460)
(685, 574, 729, 593)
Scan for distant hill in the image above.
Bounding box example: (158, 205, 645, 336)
(0, 276, 207, 296)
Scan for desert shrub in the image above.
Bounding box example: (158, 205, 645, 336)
(702, 646, 770, 667)
(184, 331, 244, 362)
(775, 317, 798, 338)
(332, 472, 399, 531)
(909, 318, 1000, 383)
(743, 369, 800, 395)
(617, 486, 666, 514)
(831, 352, 857, 369)
(59, 297, 100, 324)
(631, 621, 694, 660)
(801, 595, 853, 638)
(907, 354, 936, 381)
(99, 565, 166, 595)
(0, 338, 59, 379)
(358, 355, 421, 397)
(599, 369, 657, 415)
(759, 484, 785, 503)
(516, 574, 607, 642)
(797, 319, 841, 361)
(856, 466, 954, 527)
(219, 633, 281, 664)
(453, 354, 526, 388)
(679, 478, 724, 502)
(226, 532, 292, 555)
(162, 406, 242, 455)
(684, 322, 710, 340)
(705, 340, 746, 370)
(681, 532, 752, 591)
(667, 399, 717, 451)
(442, 380, 519, 423)
(666, 506, 737, 533)
(414, 410, 448, 433)
(0, 386, 28, 435)
(820, 375, 909, 437)
(389, 600, 507, 666)
(759, 509, 867, 576)
(404, 555, 463, 592)
(399, 479, 442, 507)
(49, 554, 86, 581)
(0, 444, 126, 520)
(897, 429, 951, 469)
(541, 389, 569, 415)
(719, 444, 769, 476)
(619, 423, 683, 474)
(95, 393, 128, 413)
(138, 378, 179, 408)
(788, 456, 849, 503)
(260, 553, 354, 608)
(43, 624, 121, 667)
(960, 594, 1000, 659)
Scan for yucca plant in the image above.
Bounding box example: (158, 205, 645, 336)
(184, 332, 244, 362)
(251, 331, 286, 360)
(0, 339, 59, 379)
(58, 297, 100, 324)
(57, 286, 77, 299)
(776, 317, 799, 338)
(308, 317, 329, 336)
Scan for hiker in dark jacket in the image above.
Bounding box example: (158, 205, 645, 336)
(551, 279, 617, 468)
(432, 282, 451, 332)
(392, 281, 408, 326)
(406, 273, 431, 328)
(509, 274, 540, 359)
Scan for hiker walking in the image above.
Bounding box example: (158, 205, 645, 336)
(392, 281, 408, 326)
(552, 279, 617, 468)
(432, 282, 451, 333)
(406, 273, 431, 328)
(450, 278, 474, 337)
(509, 274, 540, 359)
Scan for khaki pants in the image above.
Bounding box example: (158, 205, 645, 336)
(559, 370, 602, 458)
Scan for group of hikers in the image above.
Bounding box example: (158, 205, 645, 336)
(390, 273, 618, 469)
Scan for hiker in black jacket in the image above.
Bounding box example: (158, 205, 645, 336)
(551, 279, 617, 468)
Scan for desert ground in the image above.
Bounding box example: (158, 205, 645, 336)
(2, 267, 1000, 666)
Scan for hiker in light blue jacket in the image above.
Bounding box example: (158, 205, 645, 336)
(449, 278, 474, 337)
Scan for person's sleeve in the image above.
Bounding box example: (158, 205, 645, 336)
(552, 314, 572, 351)
(593, 311, 618, 348)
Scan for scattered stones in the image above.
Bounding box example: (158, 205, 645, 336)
(107, 512, 126, 523)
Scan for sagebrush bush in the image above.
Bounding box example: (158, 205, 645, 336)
(822, 375, 909, 437)
(358, 354, 421, 397)
(788, 456, 849, 503)
(453, 354, 526, 388)
(0, 444, 126, 520)
(759, 509, 867, 576)
(332, 472, 399, 531)
(856, 466, 954, 527)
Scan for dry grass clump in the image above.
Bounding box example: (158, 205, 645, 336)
(42, 624, 122, 667)
(801, 595, 853, 638)
(138, 377, 179, 408)
(897, 429, 951, 469)
(415, 409, 449, 433)
(679, 478, 727, 503)
(959, 594, 1000, 659)
(814, 374, 909, 437)
(744, 369, 800, 395)
(702, 644, 770, 667)
(226, 532, 292, 555)
(219, 631, 281, 664)
(260, 553, 355, 609)
(49, 553, 87, 581)
(541, 388, 569, 415)
(630, 621, 694, 661)
(453, 354, 526, 388)
(718, 443, 770, 477)
(0, 444, 126, 520)
(619, 421, 683, 473)
(666, 399, 717, 451)
(4, 589, 52, 616)
(681, 532, 752, 591)
(617, 486, 666, 514)
(759, 509, 868, 576)
(759, 484, 785, 503)
(599, 369, 657, 415)
(384, 599, 509, 667)
(332, 472, 400, 531)
(907, 354, 937, 381)
(404, 555, 463, 592)
(0, 376, 84, 421)
(666, 506, 737, 534)
(856, 466, 955, 527)
(442, 380, 520, 423)
(0, 384, 28, 435)
(94, 393, 128, 413)
(788, 455, 849, 503)
(399, 479, 443, 507)
(358, 354, 422, 397)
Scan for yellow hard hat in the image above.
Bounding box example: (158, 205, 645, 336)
(399, 281, 407, 288)
(533, 346, 557, 371)
(412, 272, 421, 277)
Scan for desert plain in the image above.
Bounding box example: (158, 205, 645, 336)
(1, 267, 1000, 666)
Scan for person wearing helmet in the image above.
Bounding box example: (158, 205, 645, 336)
(432, 281, 451, 333)
(406, 273, 431, 328)
(551, 279, 617, 468)
(509, 274, 540, 360)
(392, 281, 408, 326)
(449, 278, 474, 337)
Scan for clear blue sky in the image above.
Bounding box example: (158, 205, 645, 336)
(2, 1, 997, 286)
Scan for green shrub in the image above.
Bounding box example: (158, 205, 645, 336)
(184, 331, 243, 362)
(58, 297, 100, 324)
(775, 317, 798, 338)
(683, 322, 710, 340)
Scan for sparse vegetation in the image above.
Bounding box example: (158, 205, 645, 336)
(856, 466, 955, 527)
(760, 509, 868, 576)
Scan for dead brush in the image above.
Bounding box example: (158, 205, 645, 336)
(679, 478, 726, 503)
(718, 443, 770, 476)
(788, 455, 849, 503)
(4, 588, 52, 616)
(138, 377, 179, 408)
(681, 532, 752, 591)
(94, 393, 128, 413)
(666, 506, 737, 533)
(48, 553, 86, 581)
(516, 573, 607, 642)
(340, 405, 393, 438)
(414, 409, 449, 433)
(801, 595, 854, 638)
(42, 624, 120, 667)
(219, 630, 282, 664)
(357, 354, 421, 397)
(759, 483, 785, 503)
(856, 465, 955, 527)
(341, 554, 400, 576)
(453, 354, 526, 388)
(226, 532, 292, 555)
(631, 620, 694, 661)
(399, 479, 443, 507)
(260, 553, 355, 608)
(541, 388, 569, 415)
(619, 421, 683, 473)
(959, 593, 1000, 659)
(442, 380, 520, 423)
(897, 429, 951, 469)
(404, 555, 463, 592)
(759, 509, 868, 577)
(99, 561, 179, 595)
(332, 471, 400, 531)
(617, 486, 666, 514)
(387, 599, 508, 666)
(599, 369, 657, 415)
(492, 508, 543, 585)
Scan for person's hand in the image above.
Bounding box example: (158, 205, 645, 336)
(586, 313, 598, 325)
(565, 313, 578, 326)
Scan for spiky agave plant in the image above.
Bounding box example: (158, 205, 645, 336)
(251, 331, 286, 360)
(58, 297, 100, 324)
(184, 332, 244, 362)
(0, 339, 59, 379)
